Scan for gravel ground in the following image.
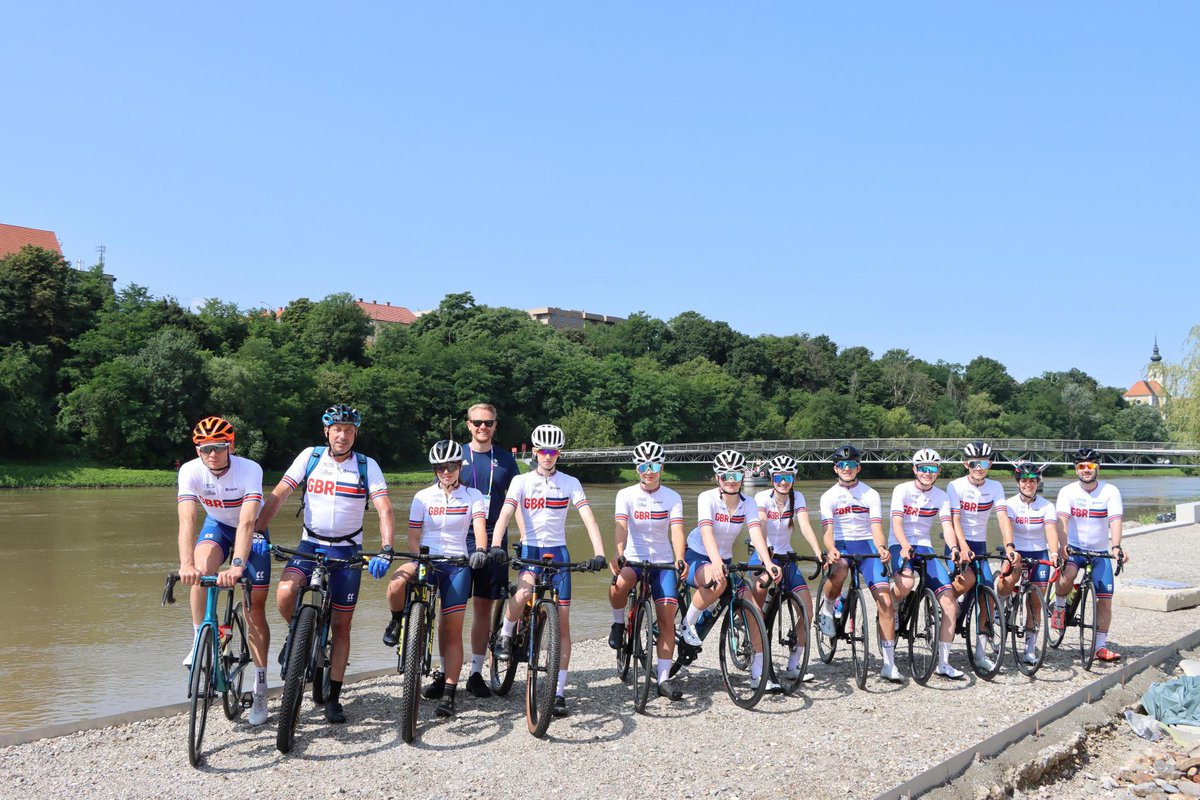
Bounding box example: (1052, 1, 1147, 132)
(5, 524, 1200, 800)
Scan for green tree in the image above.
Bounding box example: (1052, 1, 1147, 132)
(0, 343, 55, 455)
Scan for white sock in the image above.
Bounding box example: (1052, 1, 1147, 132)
(193, 623, 200, 635)
(882, 640, 895, 668)
(470, 654, 485, 674)
(1096, 632, 1108, 650)
(938, 642, 951, 667)
(751, 652, 763, 680)
(658, 658, 672, 683)
(556, 669, 568, 695)
(501, 617, 516, 637)
(975, 638, 985, 659)
(684, 604, 701, 627)
(612, 607, 625, 624)
(254, 668, 267, 693)
(1054, 597, 1066, 610)
(1025, 634, 1037, 655)
(787, 646, 805, 671)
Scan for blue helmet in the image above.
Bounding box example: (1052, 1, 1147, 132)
(322, 404, 361, 428)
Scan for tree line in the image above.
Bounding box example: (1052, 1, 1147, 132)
(0, 245, 1178, 470)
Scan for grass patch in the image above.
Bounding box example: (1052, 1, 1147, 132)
(0, 463, 178, 488)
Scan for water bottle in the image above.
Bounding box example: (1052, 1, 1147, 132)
(696, 606, 718, 639)
(833, 598, 845, 619)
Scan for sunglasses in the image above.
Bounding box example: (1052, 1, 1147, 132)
(636, 462, 663, 474)
(834, 460, 859, 470)
(433, 462, 461, 473)
(536, 448, 560, 457)
(718, 471, 744, 482)
(1075, 461, 1098, 470)
(772, 474, 795, 484)
(468, 419, 496, 428)
(198, 443, 230, 454)
(915, 465, 940, 474)
(967, 459, 991, 470)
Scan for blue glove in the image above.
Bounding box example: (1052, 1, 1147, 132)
(251, 532, 270, 556)
(368, 546, 393, 580)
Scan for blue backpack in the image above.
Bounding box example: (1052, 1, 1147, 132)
(296, 446, 371, 515)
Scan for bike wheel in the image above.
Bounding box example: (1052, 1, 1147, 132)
(813, 573, 837, 664)
(769, 591, 808, 697)
(616, 594, 634, 683)
(633, 599, 655, 713)
(311, 631, 332, 706)
(488, 596, 518, 696)
(909, 589, 939, 686)
(965, 586, 1005, 681)
(188, 626, 214, 767)
(719, 598, 768, 709)
(848, 589, 870, 690)
(222, 606, 248, 720)
(1078, 582, 1098, 671)
(400, 601, 426, 744)
(276, 606, 316, 755)
(526, 599, 561, 738)
(1047, 584, 1068, 649)
(1012, 587, 1050, 676)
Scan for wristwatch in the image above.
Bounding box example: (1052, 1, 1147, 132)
(231, 557, 245, 568)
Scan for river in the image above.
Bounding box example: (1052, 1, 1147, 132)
(1, 473, 1196, 736)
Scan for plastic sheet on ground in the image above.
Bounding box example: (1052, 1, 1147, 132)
(1141, 675, 1200, 726)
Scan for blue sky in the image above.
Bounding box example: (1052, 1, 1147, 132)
(3, 3, 1196, 389)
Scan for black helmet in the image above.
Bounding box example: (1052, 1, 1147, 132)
(1013, 461, 1042, 480)
(963, 440, 994, 460)
(832, 444, 862, 463)
(1073, 447, 1101, 464)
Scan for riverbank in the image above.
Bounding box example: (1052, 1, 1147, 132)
(0, 462, 471, 489)
(4, 523, 1200, 799)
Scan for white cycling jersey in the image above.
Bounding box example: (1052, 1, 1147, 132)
(614, 484, 684, 563)
(946, 476, 1007, 543)
(1055, 481, 1123, 551)
(280, 447, 388, 546)
(686, 488, 762, 560)
(177, 455, 264, 527)
(503, 469, 590, 548)
(754, 488, 808, 554)
(888, 482, 951, 549)
(819, 481, 883, 543)
(408, 483, 487, 557)
(1005, 493, 1056, 551)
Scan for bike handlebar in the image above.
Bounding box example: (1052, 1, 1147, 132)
(161, 571, 251, 607)
(269, 544, 368, 570)
(1066, 545, 1125, 576)
(390, 551, 469, 566)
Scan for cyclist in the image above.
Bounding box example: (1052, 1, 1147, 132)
(750, 454, 823, 683)
(176, 416, 271, 725)
(946, 440, 1013, 674)
(382, 440, 487, 717)
(1053, 447, 1128, 662)
(490, 423, 607, 717)
(607, 441, 687, 701)
(888, 448, 960, 680)
(456, 402, 521, 700)
(998, 461, 1062, 666)
(679, 449, 781, 690)
(255, 404, 395, 724)
(816, 444, 900, 683)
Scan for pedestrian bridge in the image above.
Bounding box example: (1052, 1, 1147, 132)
(559, 438, 1200, 467)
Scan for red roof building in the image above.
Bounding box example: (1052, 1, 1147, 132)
(0, 223, 62, 258)
(1124, 341, 1167, 412)
(356, 299, 417, 325)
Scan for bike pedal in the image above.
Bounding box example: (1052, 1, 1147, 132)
(240, 692, 253, 710)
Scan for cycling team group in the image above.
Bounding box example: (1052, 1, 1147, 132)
(176, 401, 1128, 729)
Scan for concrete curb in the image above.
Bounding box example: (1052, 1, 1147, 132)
(873, 625, 1200, 800)
(0, 665, 397, 749)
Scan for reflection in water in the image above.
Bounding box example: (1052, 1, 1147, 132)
(1, 474, 1196, 733)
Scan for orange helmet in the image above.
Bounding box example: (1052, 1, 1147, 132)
(192, 416, 235, 445)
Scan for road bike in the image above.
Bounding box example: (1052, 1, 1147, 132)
(613, 558, 681, 712)
(1047, 546, 1123, 671)
(813, 552, 884, 690)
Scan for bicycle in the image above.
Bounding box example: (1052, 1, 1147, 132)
(161, 571, 253, 767)
(955, 551, 1007, 680)
(669, 561, 771, 709)
(1047, 546, 1122, 671)
(994, 549, 1060, 676)
(270, 544, 369, 754)
(495, 548, 595, 737)
(759, 552, 822, 696)
(890, 551, 956, 686)
(613, 558, 681, 712)
(389, 547, 468, 743)
(813, 552, 885, 690)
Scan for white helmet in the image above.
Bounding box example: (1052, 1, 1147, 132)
(712, 449, 747, 473)
(531, 424, 566, 450)
(632, 441, 665, 464)
(911, 447, 942, 466)
(768, 455, 798, 475)
(963, 440, 994, 460)
(428, 439, 464, 465)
